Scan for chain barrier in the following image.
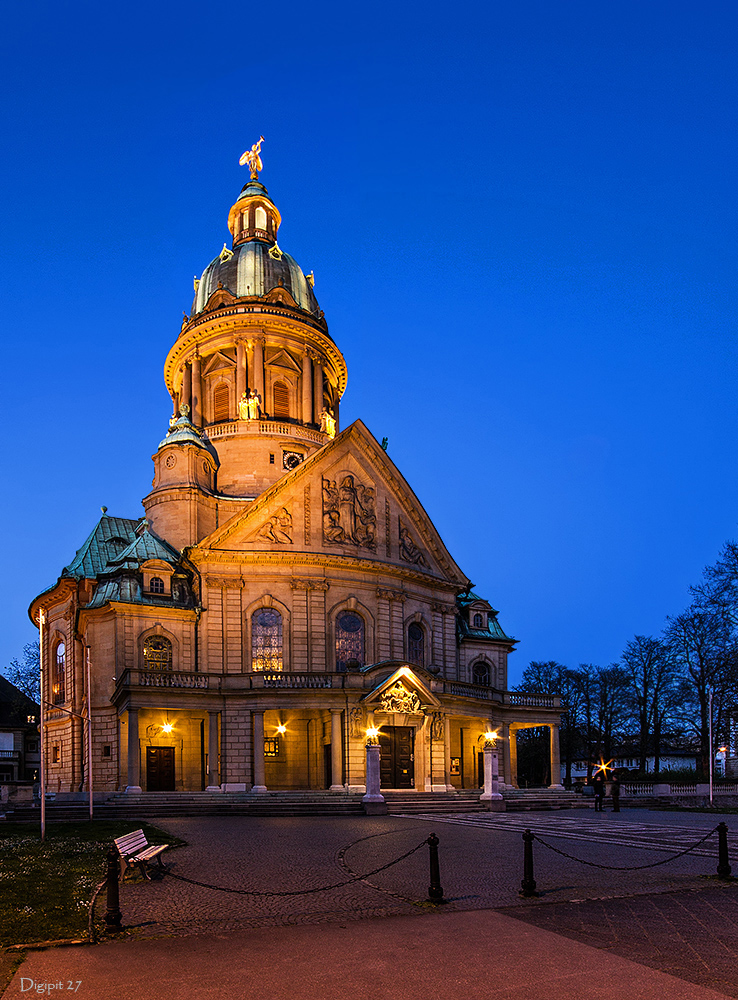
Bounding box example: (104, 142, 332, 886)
(150, 838, 429, 897)
(532, 825, 720, 871)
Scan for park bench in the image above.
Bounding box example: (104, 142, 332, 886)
(114, 828, 169, 880)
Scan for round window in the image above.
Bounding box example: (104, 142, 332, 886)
(338, 612, 362, 633)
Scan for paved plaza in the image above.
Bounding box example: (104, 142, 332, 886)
(4, 808, 738, 999)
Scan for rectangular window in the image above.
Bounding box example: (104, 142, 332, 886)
(103, 745, 112, 758)
(52, 745, 60, 764)
(264, 738, 280, 757)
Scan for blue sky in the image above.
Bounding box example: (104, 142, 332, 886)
(2, 1, 737, 685)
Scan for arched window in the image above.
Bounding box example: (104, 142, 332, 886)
(255, 206, 267, 230)
(336, 612, 364, 671)
(241, 209, 249, 231)
(272, 381, 290, 419)
(213, 383, 230, 422)
(407, 622, 424, 667)
(149, 577, 165, 594)
(473, 613, 483, 628)
(143, 635, 172, 671)
(53, 641, 66, 704)
(252, 609, 283, 671)
(472, 661, 490, 687)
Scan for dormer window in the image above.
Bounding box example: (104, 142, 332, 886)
(142, 560, 173, 596)
(473, 613, 483, 628)
(149, 577, 165, 595)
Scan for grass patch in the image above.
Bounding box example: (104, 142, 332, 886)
(0, 821, 185, 948)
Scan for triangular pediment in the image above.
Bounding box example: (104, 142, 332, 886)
(264, 348, 301, 372)
(203, 351, 235, 376)
(189, 420, 469, 586)
(362, 666, 441, 710)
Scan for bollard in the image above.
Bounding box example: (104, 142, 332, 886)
(717, 822, 732, 879)
(104, 845, 123, 933)
(427, 832, 445, 902)
(520, 828, 539, 897)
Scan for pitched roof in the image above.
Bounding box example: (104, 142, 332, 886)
(110, 526, 179, 569)
(0, 675, 39, 727)
(62, 515, 141, 580)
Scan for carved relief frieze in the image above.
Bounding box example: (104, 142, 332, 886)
(290, 579, 330, 591)
(203, 575, 243, 589)
(348, 707, 365, 739)
(398, 518, 428, 567)
(380, 681, 422, 714)
(303, 484, 311, 545)
(431, 602, 455, 616)
(376, 587, 406, 602)
(257, 507, 293, 544)
(322, 475, 376, 549)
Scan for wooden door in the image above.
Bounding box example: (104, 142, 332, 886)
(146, 746, 175, 791)
(379, 727, 414, 788)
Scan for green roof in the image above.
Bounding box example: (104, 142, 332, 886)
(62, 515, 141, 580)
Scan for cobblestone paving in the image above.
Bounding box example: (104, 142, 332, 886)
(117, 809, 737, 942)
(500, 887, 738, 998)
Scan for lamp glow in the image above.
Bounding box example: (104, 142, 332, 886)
(366, 727, 380, 745)
(162, 722, 173, 734)
(276, 724, 287, 735)
(484, 729, 499, 747)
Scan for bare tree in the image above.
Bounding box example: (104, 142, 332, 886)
(621, 635, 678, 775)
(2, 641, 40, 703)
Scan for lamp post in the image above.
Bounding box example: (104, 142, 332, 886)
(709, 686, 714, 807)
(480, 729, 503, 810)
(362, 728, 387, 815)
(38, 610, 46, 842)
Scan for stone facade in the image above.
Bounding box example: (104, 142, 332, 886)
(29, 168, 562, 797)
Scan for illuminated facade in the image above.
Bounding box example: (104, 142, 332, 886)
(30, 167, 563, 798)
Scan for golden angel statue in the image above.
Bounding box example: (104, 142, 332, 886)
(239, 136, 265, 179)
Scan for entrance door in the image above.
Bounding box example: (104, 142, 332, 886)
(146, 747, 175, 791)
(379, 726, 414, 788)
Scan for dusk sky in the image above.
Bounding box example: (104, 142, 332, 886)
(2, 2, 737, 686)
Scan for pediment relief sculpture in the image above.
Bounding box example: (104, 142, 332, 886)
(398, 518, 428, 567)
(380, 681, 422, 715)
(257, 507, 293, 544)
(322, 475, 376, 549)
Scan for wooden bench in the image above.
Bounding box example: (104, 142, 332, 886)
(114, 828, 169, 880)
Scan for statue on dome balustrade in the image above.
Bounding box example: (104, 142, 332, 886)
(320, 407, 336, 439)
(240, 389, 262, 420)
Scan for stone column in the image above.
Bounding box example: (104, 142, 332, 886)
(125, 708, 142, 793)
(181, 364, 192, 413)
(444, 715, 453, 791)
(252, 711, 267, 793)
(549, 724, 564, 790)
(206, 711, 221, 791)
(362, 741, 387, 814)
(313, 358, 323, 425)
(509, 727, 519, 789)
(501, 722, 512, 786)
(253, 338, 265, 409)
(236, 341, 246, 410)
(301, 351, 313, 424)
(191, 352, 202, 426)
(330, 709, 343, 791)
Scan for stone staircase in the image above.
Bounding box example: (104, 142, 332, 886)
(383, 790, 485, 814)
(4, 790, 366, 822)
(502, 788, 583, 811)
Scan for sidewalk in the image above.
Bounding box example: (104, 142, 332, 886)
(4, 906, 735, 1000)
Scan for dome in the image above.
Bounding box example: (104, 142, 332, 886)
(192, 241, 319, 317)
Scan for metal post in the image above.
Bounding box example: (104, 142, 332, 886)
(86, 646, 93, 821)
(520, 828, 539, 897)
(709, 687, 714, 807)
(427, 832, 445, 902)
(717, 822, 732, 879)
(38, 610, 46, 842)
(104, 846, 123, 933)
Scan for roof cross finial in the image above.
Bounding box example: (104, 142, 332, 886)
(239, 136, 265, 180)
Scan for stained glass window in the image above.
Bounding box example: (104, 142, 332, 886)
(336, 612, 364, 672)
(143, 635, 172, 671)
(53, 641, 66, 704)
(252, 609, 283, 671)
(407, 622, 424, 667)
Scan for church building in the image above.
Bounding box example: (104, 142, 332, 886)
(30, 149, 563, 801)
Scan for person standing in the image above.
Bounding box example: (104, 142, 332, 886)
(611, 772, 621, 812)
(592, 770, 605, 812)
